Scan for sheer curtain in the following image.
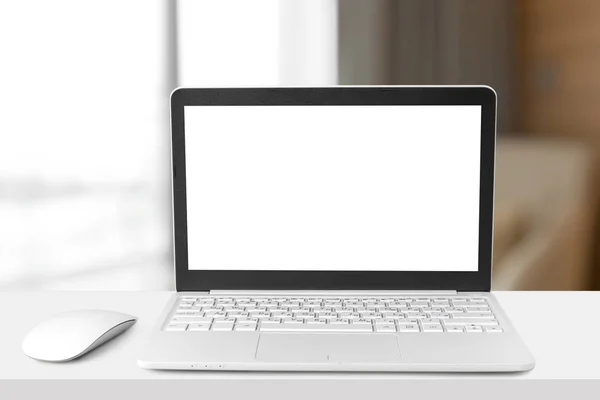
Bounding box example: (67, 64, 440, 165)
(176, 0, 337, 87)
(0, 0, 175, 290)
(0, 0, 337, 290)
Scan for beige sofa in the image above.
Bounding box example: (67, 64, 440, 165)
(492, 137, 596, 290)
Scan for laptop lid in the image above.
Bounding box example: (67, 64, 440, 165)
(171, 87, 496, 292)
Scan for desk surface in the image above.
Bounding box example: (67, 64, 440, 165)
(1, 291, 598, 398)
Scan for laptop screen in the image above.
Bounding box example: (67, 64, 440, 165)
(184, 105, 482, 272)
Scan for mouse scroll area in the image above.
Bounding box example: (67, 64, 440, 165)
(83, 319, 137, 357)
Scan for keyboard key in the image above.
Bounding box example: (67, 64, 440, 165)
(188, 323, 211, 331)
(451, 301, 470, 306)
(420, 318, 442, 325)
(316, 312, 338, 319)
(175, 309, 202, 315)
(345, 313, 362, 320)
(202, 307, 223, 312)
(171, 317, 213, 324)
(224, 305, 246, 311)
(212, 317, 236, 323)
(453, 302, 486, 308)
(429, 313, 451, 319)
(330, 318, 350, 324)
(235, 323, 257, 331)
(452, 313, 495, 319)
(260, 318, 282, 324)
(465, 307, 492, 313)
(383, 313, 406, 319)
(236, 318, 259, 324)
(247, 307, 267, 312)
(344, 301, 363, 306)
(212, 322, 234, 331)
(444, 319, 499, 326)
(422, 324, 444, 332)
(166, 324, 187, 331)
(306, 319, 327, 325)
(446, 326, 464, 333)
(397, 318, 419, 324)
(281, 318, 303, 324)
(375, 319, 396, 325)
(485, 327, 503, 333)
(249, 312, 271, 318)
(398, 324, 420, 332)
(469, 298, 488, 303)
(375, 324, 396, 332)
(465, 325, 484, 333)
(217, 297, 234, 303)
(235, 298, 252, 302)
(227, 311, 248, 317)
(205, 311, 227, 318)
(293, 313, 312, 319)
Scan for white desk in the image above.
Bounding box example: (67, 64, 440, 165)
(1, 291, 598, 400)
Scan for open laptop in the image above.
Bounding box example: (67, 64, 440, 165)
(138, 86, 535, 372)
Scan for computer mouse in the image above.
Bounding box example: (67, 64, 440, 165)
(22, 309, 137, 362)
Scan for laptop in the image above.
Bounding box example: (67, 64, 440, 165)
(138, 86, 535, 372)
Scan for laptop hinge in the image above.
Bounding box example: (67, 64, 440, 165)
(209, 290, 458, 296)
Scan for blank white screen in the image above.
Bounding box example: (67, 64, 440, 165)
(185, 105, 481, 271)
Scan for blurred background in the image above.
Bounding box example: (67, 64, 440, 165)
(0, 0, 598, 291)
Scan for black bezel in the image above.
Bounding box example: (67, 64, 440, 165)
(171, 87, 496, 292)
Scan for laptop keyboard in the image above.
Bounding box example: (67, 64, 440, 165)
(164, 296, 503, 333)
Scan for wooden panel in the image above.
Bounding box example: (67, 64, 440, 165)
(518, 0, 600, 290)
(517, 0, 600, 137)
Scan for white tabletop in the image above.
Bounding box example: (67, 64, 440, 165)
(1, 291, 598, 399)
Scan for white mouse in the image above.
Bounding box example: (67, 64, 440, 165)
(22, 309, 137, 362)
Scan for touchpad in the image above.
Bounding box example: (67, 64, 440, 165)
(256, 334, 402, 363)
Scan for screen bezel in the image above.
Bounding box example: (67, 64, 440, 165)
(171, 87, 496, 292)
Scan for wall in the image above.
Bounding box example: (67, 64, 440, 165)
(338, 0, 515, 132)
(338, 0, 396, 85)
